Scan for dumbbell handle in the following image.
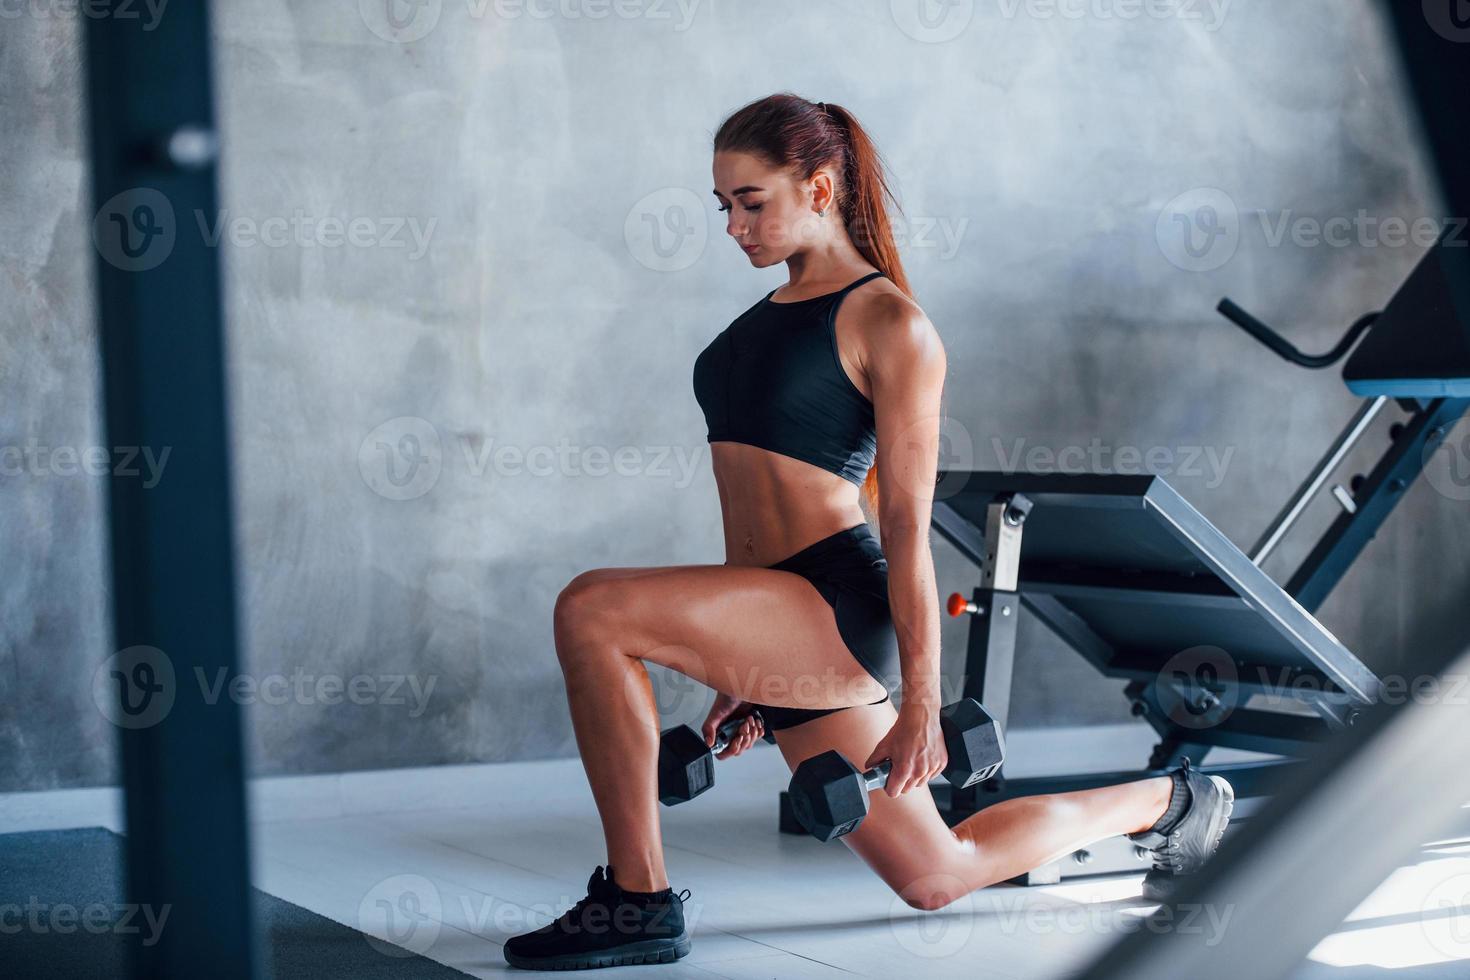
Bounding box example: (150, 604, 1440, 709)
(859, 759, 894, 792)
(709, 710, 763, 754)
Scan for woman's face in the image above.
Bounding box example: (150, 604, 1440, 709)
(712, 150, 833, 268)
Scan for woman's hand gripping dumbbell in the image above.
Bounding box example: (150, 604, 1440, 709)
(657, 698, 765, 806)
(787, 698, 1004, 841)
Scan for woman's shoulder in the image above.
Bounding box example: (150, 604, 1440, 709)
(843, 278, 936, 344)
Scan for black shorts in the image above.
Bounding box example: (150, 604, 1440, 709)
(749, 522, 900, 732)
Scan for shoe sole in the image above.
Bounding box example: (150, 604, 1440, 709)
(504, 936, 692, 971)
(1203, 775, 1235, 857)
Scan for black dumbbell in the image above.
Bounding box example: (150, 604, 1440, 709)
(657, 710, 764, 807)
(788, 698, 1004, 842)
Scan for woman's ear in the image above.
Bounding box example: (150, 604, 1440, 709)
(809, 169, 836, 215)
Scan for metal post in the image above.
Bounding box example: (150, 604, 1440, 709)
(82, 4, 256, 978)
(1249, 396, 1387, 565)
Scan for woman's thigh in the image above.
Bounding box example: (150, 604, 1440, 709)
(555, 563, 888, 711)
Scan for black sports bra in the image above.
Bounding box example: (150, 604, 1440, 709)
(692, 271, 883, 486)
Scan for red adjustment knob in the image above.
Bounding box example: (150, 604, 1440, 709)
(946, 593, 968, 617)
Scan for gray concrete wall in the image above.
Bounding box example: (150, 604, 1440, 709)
(3, 0, 1466, 791)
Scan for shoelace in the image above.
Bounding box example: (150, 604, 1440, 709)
(552, 867, 616, 925)
(553, 871, 692, 925)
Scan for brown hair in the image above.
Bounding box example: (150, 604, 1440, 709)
(713, 93, 912, 516)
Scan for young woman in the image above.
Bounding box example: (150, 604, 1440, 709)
(504, 93, 1234, 971)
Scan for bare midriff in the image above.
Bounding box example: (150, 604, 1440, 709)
(709, 441, 868, 569)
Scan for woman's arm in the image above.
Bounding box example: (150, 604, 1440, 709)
(859, 294, 950, 796)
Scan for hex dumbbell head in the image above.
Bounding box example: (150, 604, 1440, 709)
(658, 725, 716, 806)
(940, 699, 1006, 789)
(789, 750, 871, 842)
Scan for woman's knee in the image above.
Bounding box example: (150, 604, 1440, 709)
(553, 573, 625, 661)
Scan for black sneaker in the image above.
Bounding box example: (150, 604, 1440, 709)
(1130, 758, 1235, 902)
(503, 865, 692, 970)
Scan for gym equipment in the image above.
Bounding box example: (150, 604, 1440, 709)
(657, 711, 763, 806)
(928, 236, 1468, 885)
(787, 698, 1005, 841)
(1089, 10, 1470, 973)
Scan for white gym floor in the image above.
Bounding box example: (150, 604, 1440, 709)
(4, 723, 1468, 978)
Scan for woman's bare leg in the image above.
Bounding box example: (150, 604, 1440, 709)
(552, 563, 890, 893)
(772, 700, 1174, 909)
